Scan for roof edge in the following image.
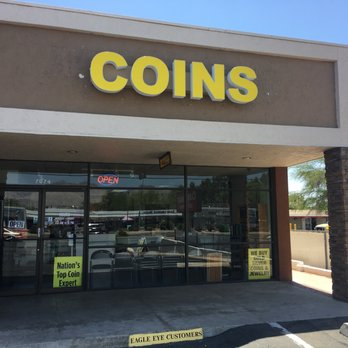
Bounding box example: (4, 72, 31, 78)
(0, 0, 346, 60)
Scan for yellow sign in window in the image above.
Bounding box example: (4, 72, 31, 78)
(248, 248, 271, 280)
(129, 328, 203, 347)
(53, 256, 83, 288)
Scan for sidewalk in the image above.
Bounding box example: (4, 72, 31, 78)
(291, 261, 333, 295)
(292, 270, 333, 294)
(0, 280, 347, 348)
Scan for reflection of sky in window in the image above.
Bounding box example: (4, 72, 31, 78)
(247, 172, 269, 188)
(188, 176, 214, 186)
(247, 173, 262, 181)
(188, 171, 269, 190)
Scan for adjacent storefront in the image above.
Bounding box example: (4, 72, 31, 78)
(1, 1, 348, 299)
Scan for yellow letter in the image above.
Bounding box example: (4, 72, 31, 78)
(226, 66, 258, 104)
(190, 62, 225, 101)
(172, 59, 186, 98)
(131, 56, 169, 97)
(90, 51, 128, 93)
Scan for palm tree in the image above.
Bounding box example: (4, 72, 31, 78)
(290, 159, 327, 211)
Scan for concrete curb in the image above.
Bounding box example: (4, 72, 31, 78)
(340, 323, 348, 338)
(7, 326, 230, 348)
(292, 260, 332, 278)
(14, 322, 347, 348)
(15, 335, 129, 348)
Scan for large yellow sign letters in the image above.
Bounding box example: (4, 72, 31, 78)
(90, 51, 258, 104)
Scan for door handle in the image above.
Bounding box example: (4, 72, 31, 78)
(37, 227, 41, 238)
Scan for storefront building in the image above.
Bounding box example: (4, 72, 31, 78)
(0, 1, 348, 300)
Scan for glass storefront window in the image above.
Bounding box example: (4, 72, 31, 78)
(90, 163, 184, 189)
(187, 244, 247, 283)
(88, 189, 185, 289)
(0, 161, 273, 295)
(0, 161, 88, 186)
(187, 167, 269, 191)
(246, 191, 271, 242)
(186, 166, 272, 283)
(246, 170, 269, 190)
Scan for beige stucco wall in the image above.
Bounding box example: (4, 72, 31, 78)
(0, 23, 337, 128)
(291, 230, 330, 269)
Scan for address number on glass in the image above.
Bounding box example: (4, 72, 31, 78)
(8, 220, 25, 229)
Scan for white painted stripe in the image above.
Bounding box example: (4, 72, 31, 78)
(269, 322, 314, 348)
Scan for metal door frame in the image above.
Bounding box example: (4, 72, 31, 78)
(0, 187, 87, 295)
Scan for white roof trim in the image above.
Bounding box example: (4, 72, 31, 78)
(0, 0, 346, 60)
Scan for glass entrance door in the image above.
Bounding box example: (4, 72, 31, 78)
(0, 190, 40, 294)
(0, 190, 86, 295)
(40, 191, 85, 292)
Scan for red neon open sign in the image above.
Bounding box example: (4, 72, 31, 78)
(97, 175, 119, 185)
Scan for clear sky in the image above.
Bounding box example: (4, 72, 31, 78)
(14, 0, 348, 45)
(14, 0, 340, 191)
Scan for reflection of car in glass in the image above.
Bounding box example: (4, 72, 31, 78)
(89, 223, 106, 234)
(314, 223, 329, 231)
(3, 228, 22, 241)
(3, 206, 27, 229)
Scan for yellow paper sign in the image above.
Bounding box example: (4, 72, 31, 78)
(53, 256, 83, 288)
(129, 328, 203, 347)
(248, 248, 271, 280)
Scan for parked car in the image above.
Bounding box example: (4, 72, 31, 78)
(3, 228, 22, 240)
(314, 223, 329, 231)
(88, 222, 107, 234)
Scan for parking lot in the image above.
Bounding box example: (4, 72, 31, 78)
(150, 317, 348, 348)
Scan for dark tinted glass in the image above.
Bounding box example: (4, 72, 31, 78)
(1, 191, 39, 293)
(186, 166, 271, 283)
(41, 192, 85, 290)
(88, 189, 185, 289)
(187, 167, 269, 190)
(90, 164, 184, 189)
(0, 161, 88, 186)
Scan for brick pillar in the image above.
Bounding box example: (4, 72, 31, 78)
(324, 148, 348, 301)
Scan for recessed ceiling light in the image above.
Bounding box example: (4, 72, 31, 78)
(242, 156, 252, 160)
(67, 150, 78, 154)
